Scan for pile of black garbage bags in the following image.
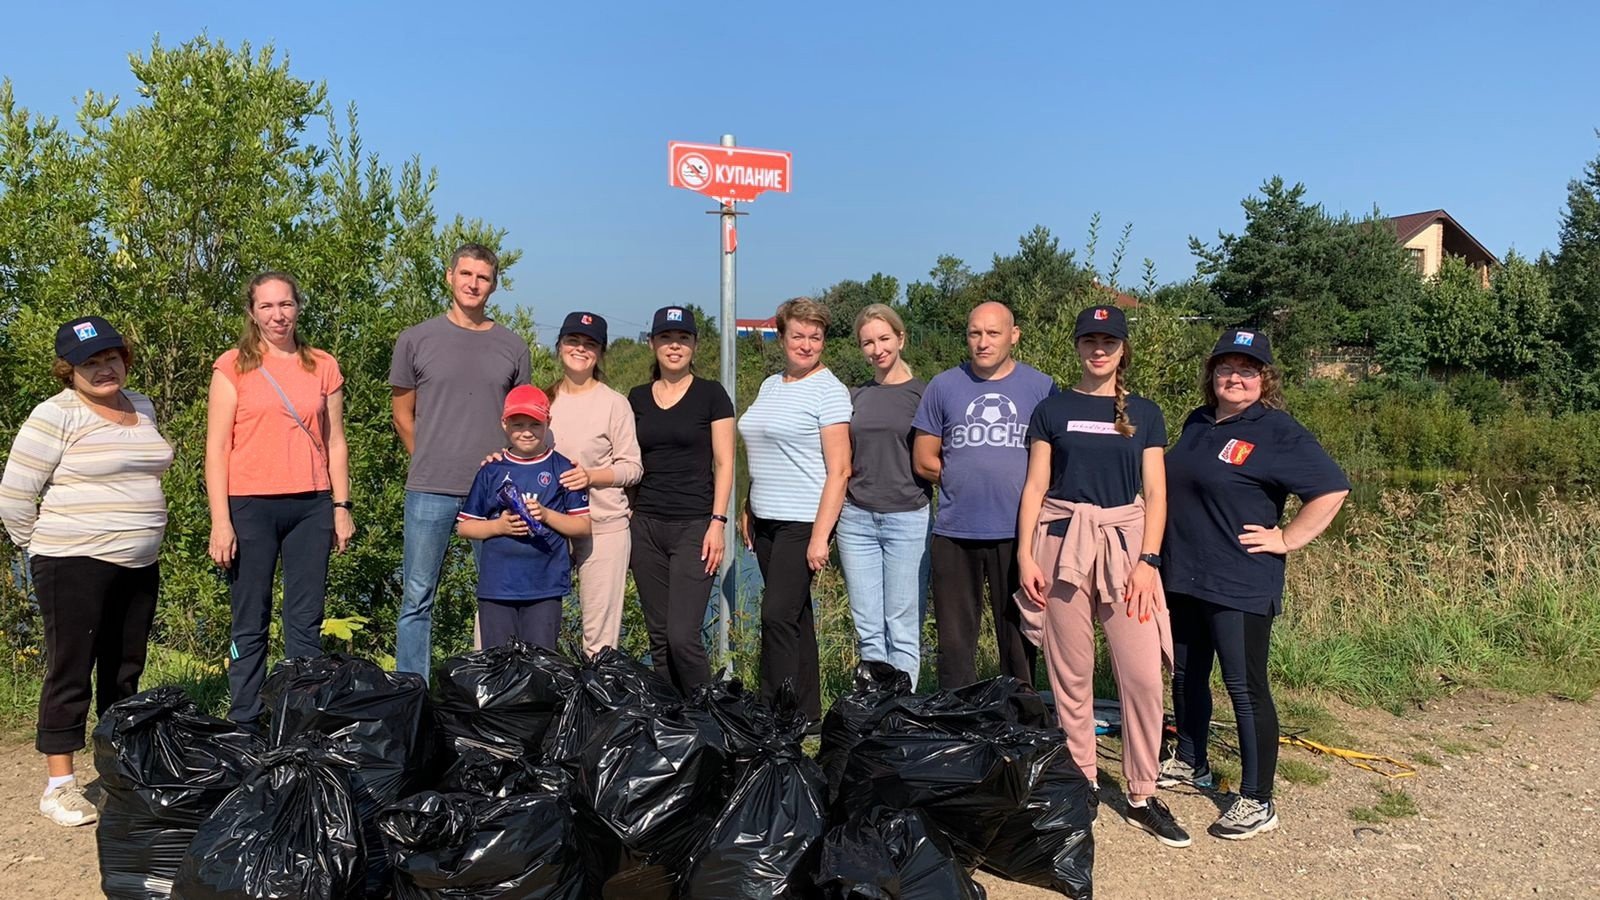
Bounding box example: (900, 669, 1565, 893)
(91, 647, 1094, 900)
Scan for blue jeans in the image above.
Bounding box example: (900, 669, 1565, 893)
(836, 501, 932, 688)
(397, 490, 468, 677)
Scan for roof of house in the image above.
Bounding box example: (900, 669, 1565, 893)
(1387, 209, 1500, 267)
(735, 317, 778, 329)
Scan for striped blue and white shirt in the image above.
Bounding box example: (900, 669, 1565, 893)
(738, 369, 852, 522)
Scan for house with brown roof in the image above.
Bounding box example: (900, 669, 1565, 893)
(1387, 210, 1498, 287)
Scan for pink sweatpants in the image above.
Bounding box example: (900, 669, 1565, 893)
(572, 527, 631, 657)
(1041, 576, 1168, 797)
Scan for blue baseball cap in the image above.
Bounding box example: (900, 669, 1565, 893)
(55, 316, 126, 365)
(1211, 328, 1273, 366)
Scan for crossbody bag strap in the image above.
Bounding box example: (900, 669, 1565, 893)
(257, 364, 325, 456)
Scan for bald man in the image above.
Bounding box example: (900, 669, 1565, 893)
(911, 301, 1058, 688)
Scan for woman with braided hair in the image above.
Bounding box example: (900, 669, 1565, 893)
(1015, 304, 1189, 847)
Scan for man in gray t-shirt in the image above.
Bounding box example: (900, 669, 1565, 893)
(389, 244, 531, 676)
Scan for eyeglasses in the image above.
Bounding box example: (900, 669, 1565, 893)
(1213, 364, 1262, 379)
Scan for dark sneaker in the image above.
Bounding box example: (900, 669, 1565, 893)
(1156, 756, 1216, 790)
(1209, 796, 1279, 840)
(1123, 797, 1191, 848)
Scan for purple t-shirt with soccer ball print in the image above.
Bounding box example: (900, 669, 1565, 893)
(911, 361, 1058, 540)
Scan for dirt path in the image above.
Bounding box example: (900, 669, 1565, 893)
(0, 693, 1593, 899)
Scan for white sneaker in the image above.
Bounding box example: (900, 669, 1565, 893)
(40, 779, 97, 827)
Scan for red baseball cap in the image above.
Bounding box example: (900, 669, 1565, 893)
(501, 385, 550, 423)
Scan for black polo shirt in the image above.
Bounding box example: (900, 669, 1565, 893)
(1162, 402, 1349, 615)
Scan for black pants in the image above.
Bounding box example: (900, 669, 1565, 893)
(1169, 591, 1279, 801)
(930, 534, 1036, 689)
(630, 513, 714, 695)
(227, 492, 332, 723)
(752, 516, 821, 722)
(479, 598, 562, 651)
(32, 555, 159, 755)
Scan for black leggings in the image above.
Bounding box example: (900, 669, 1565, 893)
(1169, 592, 1279, 801)
(226, 492, 332, 723)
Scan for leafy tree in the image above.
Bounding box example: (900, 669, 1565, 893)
(1417, 256, 1497, 369)
(1552, 133, 1600, 388)
(905, 254, 975, 334)
(1190, 177, 1422, 366)
(819, 272, 899, 338)
(0, 37, 528, 671)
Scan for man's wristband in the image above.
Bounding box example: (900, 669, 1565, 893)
(710, 514, 729, 524)
(333, 500, 354, 511)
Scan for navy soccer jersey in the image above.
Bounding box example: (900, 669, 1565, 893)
(1026, 390, 1167, 507)
(458, 449, 590, 601)
(1162, 402, 1349, 615)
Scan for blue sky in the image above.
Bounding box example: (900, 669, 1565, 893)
(3, 2, 1598, 343)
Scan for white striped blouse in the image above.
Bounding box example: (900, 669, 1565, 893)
(0, 389, 174, 567)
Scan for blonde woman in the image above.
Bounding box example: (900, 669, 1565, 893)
(206, 272, 353, 726)
(836, 304, 932, 687)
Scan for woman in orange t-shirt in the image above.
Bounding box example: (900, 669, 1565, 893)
(204, 272, 355, 726)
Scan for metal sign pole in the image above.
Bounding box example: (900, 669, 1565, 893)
(717, 133, 738, 666)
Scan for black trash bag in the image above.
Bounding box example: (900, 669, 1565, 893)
(548, 646, 681, 765)
(817, 661, 913, 805)
(433, 639, 576, 763)
(815, 807, 986, 900)
(572, 702, 728, 898)
(92, 687, 266, 900)
(836, 721, 1041, 868)
(438, 743, 572, 801)
(173, 734, 365, 900)
(686, 676, 780, 791)
(680, 688, 827, 899)
(379, 790, 585, 900)
(979, 738, 1095, 900)
(261, 654, 433, 897)
(884, 676, 1052, 733)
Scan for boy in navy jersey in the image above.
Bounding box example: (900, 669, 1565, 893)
(456, 385, 590, 649)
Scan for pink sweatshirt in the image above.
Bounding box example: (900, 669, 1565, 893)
(550, 384, 643, 535)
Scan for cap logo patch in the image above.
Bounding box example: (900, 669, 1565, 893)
(538, 472, 553, 487)
(1094, 308, 1109, 320)
(580, 314, 593, 325)
(73, 322, 98, 341)
(666, 308, 684, 322)
(1219, 438, 1256, 466)
(1234, 331, 1255, 346)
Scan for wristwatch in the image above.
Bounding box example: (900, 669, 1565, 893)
(333, 500, 354, 511)
(1138, 553, 1161, 568)
(710, 514, 729, 524)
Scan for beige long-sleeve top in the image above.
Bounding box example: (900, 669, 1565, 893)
(0, 389, 173, 567)
(550, 383, 642, 535)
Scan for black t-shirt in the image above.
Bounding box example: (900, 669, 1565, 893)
(628, 377, 735, 519)
(1162, 403, 1351, 615)
(1026, 391, 1167, 507)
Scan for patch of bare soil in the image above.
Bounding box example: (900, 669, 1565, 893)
(0, 693, 1592, 899)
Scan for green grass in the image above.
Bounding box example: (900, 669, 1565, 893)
(1274, 487, 1600, 710)
(1349, 787, 1419, 823)
(1411, 751, 1442, 767)
(1374, 788, 1419, 817)
(1276, 757, 1330, 786)
(1436, 738, 1477, 756)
